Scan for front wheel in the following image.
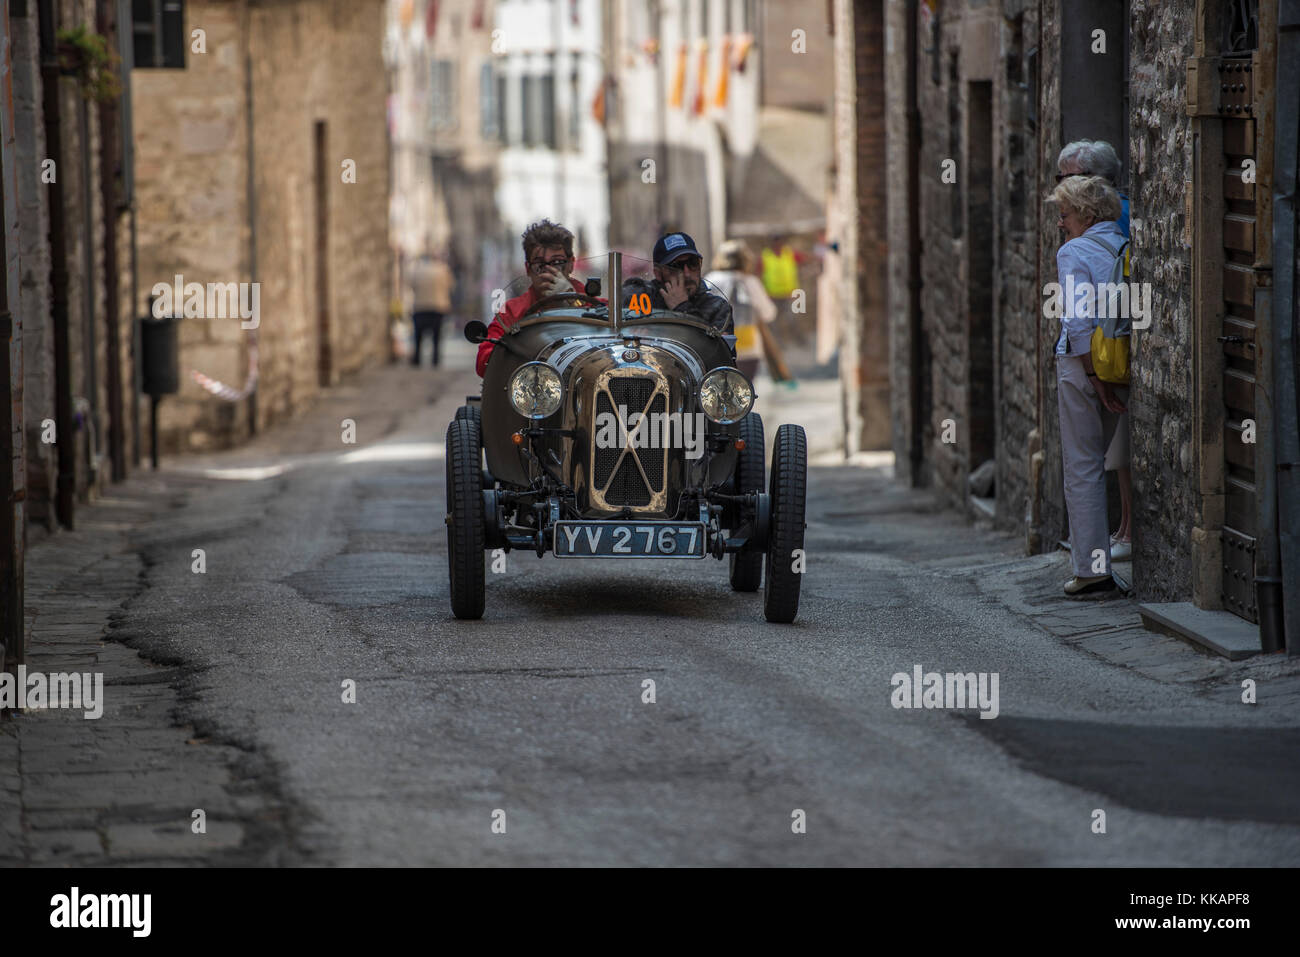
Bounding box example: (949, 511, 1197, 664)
(454, 404, 482, 432)
(446, 417, 485, 619)
(763, 424, 807, 623)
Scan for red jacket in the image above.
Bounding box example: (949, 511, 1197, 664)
(476, 278, 586, 376)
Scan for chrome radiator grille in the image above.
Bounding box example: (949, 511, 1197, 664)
(591, 375, 668, 510)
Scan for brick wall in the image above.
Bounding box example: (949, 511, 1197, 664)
(833, 0, 889, 455)
(854, 1, 890, 452)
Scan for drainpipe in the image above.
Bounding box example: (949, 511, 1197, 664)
(1271, 0, 1300, 656)
(1, 5, 22, 667)
(906, 0, 922, 483)
(116, 0, 140, 468)
(244, 2, 258, 436)
(39, 0, 76, 528)
(1256, 277, 1282, 653)
(79, 96, 100, 482)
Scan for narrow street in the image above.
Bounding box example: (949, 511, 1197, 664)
(7, 339, 1298, 866)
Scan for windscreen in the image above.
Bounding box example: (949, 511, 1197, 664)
(494, 253, 730, 329)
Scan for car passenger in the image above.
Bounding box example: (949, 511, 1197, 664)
(476, 219, 587, 377)
(622, 232, 733, 334)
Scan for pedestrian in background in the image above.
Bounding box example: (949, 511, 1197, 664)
(1047, 175, 1127, 596)
(407, 245, 454, 368)
(705, 240, 777, 379)
(761, 239, 801, 342)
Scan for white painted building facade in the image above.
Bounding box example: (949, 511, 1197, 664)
(492, 0, 608, 267)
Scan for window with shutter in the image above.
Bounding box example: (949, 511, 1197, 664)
(132, 0, 186, 69)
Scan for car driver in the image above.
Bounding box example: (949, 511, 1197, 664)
(476, 219, 588, 376)
(621, 232, 733, 334)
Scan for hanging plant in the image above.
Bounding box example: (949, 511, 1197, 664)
(56, 25, 122, 104)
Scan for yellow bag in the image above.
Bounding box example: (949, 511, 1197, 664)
(734, 324, 758, 354)
(1090, 325, 1130, 384)
(1080, 233, 1132, 385)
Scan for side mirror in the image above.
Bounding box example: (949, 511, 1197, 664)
(464, 320, 489, 343)
(584, 277, 601, 298)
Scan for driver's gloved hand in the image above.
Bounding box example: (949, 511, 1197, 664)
(538, 270, 571, 297)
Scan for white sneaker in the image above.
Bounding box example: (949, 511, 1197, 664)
(1064, 574, 1117, 596)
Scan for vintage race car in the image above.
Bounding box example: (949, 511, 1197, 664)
(445, 253, 807, 622)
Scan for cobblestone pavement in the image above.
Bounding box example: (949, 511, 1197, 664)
(1, 481, 294, 865)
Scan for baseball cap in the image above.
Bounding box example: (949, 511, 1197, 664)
(652, 232, 702, 266)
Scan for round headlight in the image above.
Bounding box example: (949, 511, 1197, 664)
(508, 362, 563, 419)
(699, 367, 755, 424)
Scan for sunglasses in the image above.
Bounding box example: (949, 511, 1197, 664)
(529, 257, 571, 271)
(663, 256, 702, 270)
(1055, 171, 1090, 183)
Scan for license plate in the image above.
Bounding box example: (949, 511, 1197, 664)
(554, 522, 707, 559)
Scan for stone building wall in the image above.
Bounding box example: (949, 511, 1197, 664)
(11, 0, 137, 529)
(1032, 0, 1065, 550)
(133, 0, 248, 451)
(57, 0, 108, 497)
(1126, 0, 1198, 602)
(990, 0, 1039, 536)
(760, 0, 834, 113)
(249, 0, 390, 419)
(830, 0, 857, 452)
(884, 0, 1208, 600)
(133, 0, 390, 452)
(884, 0, 915, 479)
(912, 3, 967, 505)
(884, 0, 1041, 527)
(10, 6, 54, 528)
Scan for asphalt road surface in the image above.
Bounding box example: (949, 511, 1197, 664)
(116, 364, 1300, 866)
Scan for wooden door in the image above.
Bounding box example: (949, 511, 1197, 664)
(1218, 0, 1260, 621)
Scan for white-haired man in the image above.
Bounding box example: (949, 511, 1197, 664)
(1057, 140, 1129, 239)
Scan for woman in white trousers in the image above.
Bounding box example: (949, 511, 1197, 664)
(1047, 175, 1128, 596)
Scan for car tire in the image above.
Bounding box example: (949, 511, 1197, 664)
(729, 411, 765, 592)
(446, 417, 486, 620)
(454, 404, 481, 431)
(763, 424, 807, 624)
(455, 405, 492, 486)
